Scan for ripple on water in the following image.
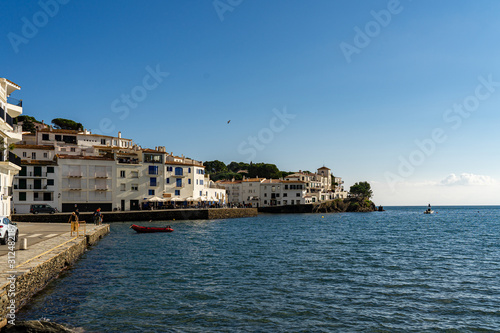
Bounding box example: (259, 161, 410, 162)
(16, 208, 500, 332)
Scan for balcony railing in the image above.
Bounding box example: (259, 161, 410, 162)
(117, 157, 140, 164)
(1, 151, 22, 167)
(0, 106, 14, 128)
(7, 97, 22, 107)
(94, 173, 109, 178)
(95, 185, 109, 191)
(68, 172, 83, 177)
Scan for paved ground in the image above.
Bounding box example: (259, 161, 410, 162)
(0, 222, 93, 256)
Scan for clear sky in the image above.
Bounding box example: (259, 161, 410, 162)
(2, 0, 500, 206)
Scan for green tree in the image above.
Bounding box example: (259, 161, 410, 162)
(203, 160, 227, 174)
(349, 181, 373, 199)
(51, 118, 84, 131)
(14, 115, 40, 133)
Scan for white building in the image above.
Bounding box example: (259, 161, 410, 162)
(217, 166, 347, 208)
(0, 77, 23, 216)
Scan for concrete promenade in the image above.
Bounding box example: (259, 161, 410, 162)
(0, 223, 110, 328)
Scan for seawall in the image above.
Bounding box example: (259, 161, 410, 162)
(11, 208, 258, 223)
(0, 225, 110, 328)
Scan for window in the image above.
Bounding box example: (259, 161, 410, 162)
(264, 193, 267, 197)
(70, 148, 76, 152)
(34, 167, 42, 177)
(43, 152, 48, 158)
(296, 193, 300, 197)
(188, 168, 191, 173)
(175, 167, 183, 176)
(175, 190, 180, 196)
(149, 165, 158, 175)
(285, 185, 288, 190)
(188, 179, 191, 184)
(113, 140, 117, 146)
(283, 193, 287, 197)
(150, 177, 157, 186)
(31, 152, 36, 159)
(120, 184, 126, 191)
(264, 200, 267, 204)
(18, 179, 27, 189)
(166, 178, 170, 184)
(148, 189, 155, 196)
(131, 171, 138, 178)
(42, 134, 49, 140)
(283, 200, 287, 205)
(20, 166, 27, 176)
(101, 139, 106, 145)
(176, 178, 182, 187)
(200, 180, 204, 185)
(131, 184, 138, 191)
(22, 152, 27, 158)
(55, 135, 62, 141)
(47, 179, 54, 186)
(166, 166, 173, 172)
(19, 192, 26, 201)
(120, 171, 126, 178)
(47, 167, 54, 173)
(200, 191, 203, 196)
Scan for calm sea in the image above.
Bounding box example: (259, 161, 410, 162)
(17, 206, 500, 332)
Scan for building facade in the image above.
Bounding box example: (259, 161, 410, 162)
(0, 77, 23, 216)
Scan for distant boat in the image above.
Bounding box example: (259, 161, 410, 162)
(130, 224, 173, 233)
(424, 204, 434, 214)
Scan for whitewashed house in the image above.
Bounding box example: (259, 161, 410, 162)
(0, 77, 23, 216)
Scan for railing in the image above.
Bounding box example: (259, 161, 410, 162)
(7, 97, 22, 107)
(68, 172, 83, 177)
(8, 152, 21, 167)
(94, 173, 109, 178)
(95, 185, 109, 191)
(117, 158, 140, 164)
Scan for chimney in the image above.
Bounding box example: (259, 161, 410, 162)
(118, 131, 122, 138)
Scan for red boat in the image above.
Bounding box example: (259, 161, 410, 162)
(130, 224, 173, 233)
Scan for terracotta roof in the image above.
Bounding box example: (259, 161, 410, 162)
(56, 154, 114, 161)
(142, 149, 167, 154)
(217, 180, 242, 184)
(318, 166, 331, 170)
(3, 78, 21, 88)
(14, 144, 55, 150)
(242, 178, 265, 182)
(281, 180, 306, 183)
(21, 160, 57, 166)
(262, 179, 281, 184)
(165, 161, 204, 167)
(39, 128, 80, 134)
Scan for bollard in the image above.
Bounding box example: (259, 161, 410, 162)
(20, 238, 28, 250)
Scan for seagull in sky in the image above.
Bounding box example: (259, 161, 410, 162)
(227, 120, 231, 124)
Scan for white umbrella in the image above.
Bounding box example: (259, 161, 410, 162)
(198, 196, 208, 201)
(147, 196, 164, 202)
(170, 197, 183, 202)
(185, 197, 194, 201)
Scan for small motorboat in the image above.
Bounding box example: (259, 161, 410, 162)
(424, 204, 434, 214)
(130, 224, 173, 233)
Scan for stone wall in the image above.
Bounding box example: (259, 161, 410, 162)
(0, 225, 110, 328)
(12, 208, 258, 223)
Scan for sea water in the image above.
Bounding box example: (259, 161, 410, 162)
(17, 206, 500, 332)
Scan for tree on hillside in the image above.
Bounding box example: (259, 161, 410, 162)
(14, 115, 40, 133)
(349, 181, 373, 199)
(51, 118, 84, 131)
(203, 160, 227, 174)
(247, 163, 281, 179)
(227, 161, 250, 173)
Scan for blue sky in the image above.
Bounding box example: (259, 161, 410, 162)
(2, 0, 500, 205)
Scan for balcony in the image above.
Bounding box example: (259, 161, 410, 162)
(94, 185, 109, 191)
(94, 173, 110, 178)
(117, 157, 139, 164)
(0, 106, 14, 128)
(67, 172, 83, 178)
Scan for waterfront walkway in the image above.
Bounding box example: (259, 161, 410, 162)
(0, 223, 110, 328)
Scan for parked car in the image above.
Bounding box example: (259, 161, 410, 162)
(0, 216, 18, 244)
(30, 204, 58, 214)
